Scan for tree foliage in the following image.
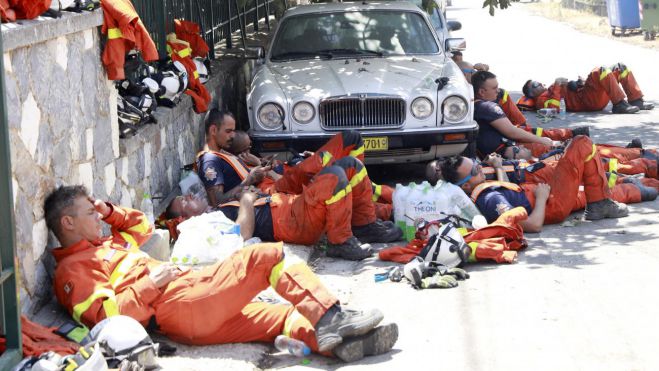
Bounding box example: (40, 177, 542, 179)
(482, 0, 520, 15)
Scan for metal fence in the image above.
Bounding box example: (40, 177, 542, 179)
(133, 0, 279, 59)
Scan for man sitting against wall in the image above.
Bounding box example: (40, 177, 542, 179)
(43, 185, 399, 362)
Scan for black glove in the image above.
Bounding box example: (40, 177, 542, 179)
(445, 267, 470, 280)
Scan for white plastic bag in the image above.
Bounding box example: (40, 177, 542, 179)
(171, 211, 243, 266)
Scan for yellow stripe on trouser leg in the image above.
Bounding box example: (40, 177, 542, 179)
(535, 127, 543, 137)
(349, 166, 368, 188)
(321, 152, 333, 167)
(349, 145, 365, 158)
(620, 69, 629, 79)
(608, 159, 618, 189)
(325, 185, 352, 205)
(372, 184, 382, 202)
(269, 260, 306, 288)
(282, 310, 304, 337)
(584, 144, 597, 162)
(468, 242, 479, 263)
(599, 68, 611, 80)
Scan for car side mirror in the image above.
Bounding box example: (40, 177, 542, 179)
(447, 20, 462, 31)
(245, 46, 265, 60)
(445, 38, 466, 52)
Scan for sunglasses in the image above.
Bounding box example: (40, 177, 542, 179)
(462, 68, 477, 74)
(455, 159, 481, 186)
(530, 81, 542, 89)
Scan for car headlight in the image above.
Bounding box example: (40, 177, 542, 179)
(411, 97, 434, 119)
(442, 96, 468, 123)
(257, 103, 285, 130)
(292, 101, 315, 124)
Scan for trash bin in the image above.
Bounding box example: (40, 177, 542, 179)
(640, 0, 659, 39)
(607, 0, 641, 35)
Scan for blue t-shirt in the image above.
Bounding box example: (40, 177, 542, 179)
(196, 152, 250, 192)
(474, 186, 533, 223)
(218, 204, 275, 242)
(474, 100, 509, 156)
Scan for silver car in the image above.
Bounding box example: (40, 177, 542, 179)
(247, 1, 477, 164)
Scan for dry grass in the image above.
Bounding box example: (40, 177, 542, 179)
(522, 1, 659, 50)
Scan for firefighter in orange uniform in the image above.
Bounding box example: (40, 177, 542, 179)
(100, 0, 159, 80)
(194, 110, 402, 259)
(438, 136, 631, 232)
(522, 63, 654, 114)
(45, 185, 398, 362)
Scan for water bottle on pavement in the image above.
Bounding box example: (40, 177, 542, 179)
(274, 335, 311, 357)
(140, 193, 155, 224)
(559, 98, 567, 120)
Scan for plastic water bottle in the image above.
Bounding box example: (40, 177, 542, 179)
(274, 335, 311, 357)
(559, 98, 567, 120)
(140, 193, 155, 224)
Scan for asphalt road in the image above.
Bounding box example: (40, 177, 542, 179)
(158, 1, 659, 369)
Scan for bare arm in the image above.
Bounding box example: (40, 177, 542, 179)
(484, 154, 509, 182)
(235, 191, 257, 240)
(520, 183, 550, 233)
(490, 117, 552, 147)
(206, 166, 271, 206)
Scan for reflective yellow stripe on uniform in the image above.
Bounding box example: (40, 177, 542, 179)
(620, 69, 629, 79)
(468, 242, 479, 262)
(269, 260, 285, 288)
(349, 145, 365, 158)
(107, 28, 123, 39)
(193, 71, 199, 79)
(501, 90, 509, 104)
(545, 99, 560, 108)
(325, 185, 352, 205)
(119, 232, 139, 251)
(321, 152, 333, 167)
(349, 166, 368, 188)
(457, 227, 468, 236)
(608, 158, 618, 188)
(599, 68, 611, 80)
(72, 288, 116, 323)
(178, 48, 192, 58)
(282, 310, 303, 337)
(109, 251, 148, 289)
(535, 127, 543, 137)
(372, 184, 382, 202)
(584, 144, 597, 162)
(65, 360, 79, 371)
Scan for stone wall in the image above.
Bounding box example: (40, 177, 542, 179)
(2, 10, 234, 314)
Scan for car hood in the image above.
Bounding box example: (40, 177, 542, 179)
(264, 56, 447, 99)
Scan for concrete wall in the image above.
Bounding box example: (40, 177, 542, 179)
(1, 10, 234, 314)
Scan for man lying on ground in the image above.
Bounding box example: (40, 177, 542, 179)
(435, 136, 630, 232)
(521, 62, 654, 114)
(44, 185, 398, 362)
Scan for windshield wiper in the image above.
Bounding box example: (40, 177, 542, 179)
(318, 48, 385, 57)
(270, 51, 333, 61)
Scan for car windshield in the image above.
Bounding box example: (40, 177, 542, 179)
(409, 0, 444, 30)
(270, 10, 440, 61)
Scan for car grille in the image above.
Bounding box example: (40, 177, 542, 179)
(319, 96, 405, 129)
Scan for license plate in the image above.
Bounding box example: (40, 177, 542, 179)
(363, 137, 388, 151)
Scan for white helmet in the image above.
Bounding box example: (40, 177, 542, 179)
(170, 61, 189, 92)
(417, 222, 470, 268)
(193, 57, 209, 84)
(158, 71, 182, 103)
(90, 315, 159, 369)
(125, 94, 156, 114)
(50, 0, 77, 10)
(141, 77, 162, 96)
(403, 257, 427, 287)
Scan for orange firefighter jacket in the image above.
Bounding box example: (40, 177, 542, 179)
(174, 19, 210, 58)
(51, 204, 158, 329)
(167, 34, 211, 113)
(378, 207, 528, 264)
(100, 0, 159, 80)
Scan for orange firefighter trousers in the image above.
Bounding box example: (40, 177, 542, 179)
(271, 157, 375, 245)
(520, 136, 610, 224)
(154, 243, 337, 351)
